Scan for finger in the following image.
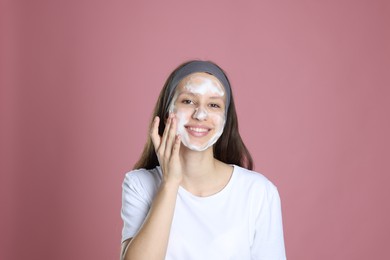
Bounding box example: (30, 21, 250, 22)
(160, 114, 172, 154)
(150, 116, 161, 150)
(171, 134, 181, 158)
(164, 115, 177, 157)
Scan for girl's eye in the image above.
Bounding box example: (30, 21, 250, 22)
(210, 103, 221, 108)
(182, 99, 194, 105)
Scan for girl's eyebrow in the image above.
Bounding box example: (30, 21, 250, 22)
(209, 96, 224, 100)
(178, 91, 196, 97)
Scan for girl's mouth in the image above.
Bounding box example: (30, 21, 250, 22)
(185, 126, 211, 137)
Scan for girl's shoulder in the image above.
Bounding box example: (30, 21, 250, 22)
(124, 166, 162, 181)
(123, 167, 162, 196)
(231, 165, 279, 195)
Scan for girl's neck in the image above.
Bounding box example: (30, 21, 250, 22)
(179, 146, 232, 197)
(179, 146, 216, 177)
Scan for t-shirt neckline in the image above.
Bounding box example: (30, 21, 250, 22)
(177, 164, 236, 200)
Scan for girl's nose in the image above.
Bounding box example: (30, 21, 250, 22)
(192, 107, 208, 120)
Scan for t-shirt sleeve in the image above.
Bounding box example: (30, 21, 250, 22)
(121, 172, 151, 243)
(251, 185, 287, 260)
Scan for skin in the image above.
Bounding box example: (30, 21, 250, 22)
(169, 73, 226, 151)
(121, 73, 233, 260)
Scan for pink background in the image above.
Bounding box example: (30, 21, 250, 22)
(1, 0, 389, 259)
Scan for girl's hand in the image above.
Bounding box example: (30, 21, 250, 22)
(150, 114, 182, 185)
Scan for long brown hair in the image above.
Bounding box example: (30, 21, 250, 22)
(133, 60, 253, 170)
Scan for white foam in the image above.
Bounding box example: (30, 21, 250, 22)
(167, 74, 226, 152)
(184, 76, 224, 97)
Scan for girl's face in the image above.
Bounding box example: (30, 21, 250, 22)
(169, 72, 226, 152)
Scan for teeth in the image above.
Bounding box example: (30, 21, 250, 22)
(188, 127, 208, 133)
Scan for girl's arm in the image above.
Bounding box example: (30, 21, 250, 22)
(121, 115, 182, 260)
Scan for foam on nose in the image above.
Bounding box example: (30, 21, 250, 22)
(193, 107, 208, 120)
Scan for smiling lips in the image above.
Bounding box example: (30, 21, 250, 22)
(185, 126, 211, 137)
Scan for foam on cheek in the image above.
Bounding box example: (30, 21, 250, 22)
(167, 94, 190, 143)
(175, 109, 189, 140)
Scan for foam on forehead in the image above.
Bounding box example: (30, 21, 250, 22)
(165, 61, 231, 115)
(182, 74, 225, 97)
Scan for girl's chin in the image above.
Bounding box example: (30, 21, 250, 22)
(184, 145, 209, 152)
(181, 140, 214, 152)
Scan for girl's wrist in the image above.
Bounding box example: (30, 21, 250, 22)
(160, 179, 181, 191)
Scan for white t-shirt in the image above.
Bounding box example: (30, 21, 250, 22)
(121, 165, 286, 260)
